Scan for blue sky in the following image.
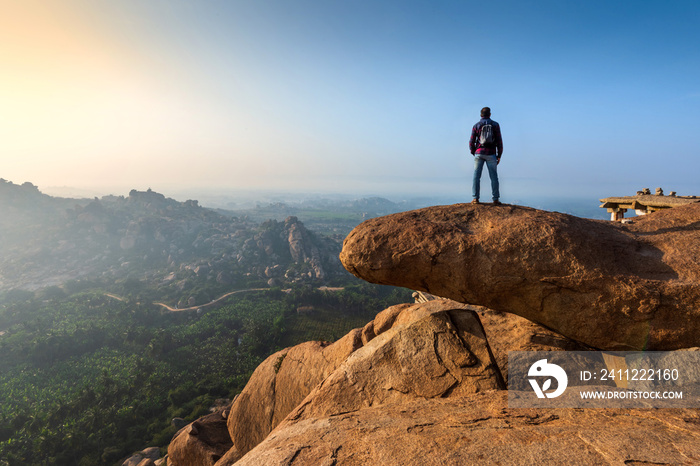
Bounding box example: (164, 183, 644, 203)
(1, 0, 699, 201)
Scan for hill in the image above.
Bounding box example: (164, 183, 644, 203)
(0, 184, 348, 303)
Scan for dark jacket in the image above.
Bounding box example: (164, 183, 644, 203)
(469, 118, 503, 156)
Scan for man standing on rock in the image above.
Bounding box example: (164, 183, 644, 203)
(469, 107, 503, 205)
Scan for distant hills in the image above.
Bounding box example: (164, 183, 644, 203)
(0, 179, 611, 297)
(215, 194, 417, 236)
(0, 181, 362, 301)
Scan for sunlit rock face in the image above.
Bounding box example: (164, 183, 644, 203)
(221, 330, 363, 464)
(340, 203, 700, 351)
(216, 300, 500, 465)
(168, 412, 232, 466)
(170, 300, 700, 465)
(235, 391, 700, 466)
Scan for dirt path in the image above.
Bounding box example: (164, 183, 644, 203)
(104, 293, 125, 301)
(153, 288, 269, 312)
(104, 285, 346, 313)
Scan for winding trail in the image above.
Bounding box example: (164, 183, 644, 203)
(104, 293, 125, 302)
(104, 285, 345, 313)
(154, 288, 269, 312)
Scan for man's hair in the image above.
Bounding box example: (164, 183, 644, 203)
(480, 107, 491, 118)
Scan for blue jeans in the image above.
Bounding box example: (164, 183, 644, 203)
(472, 154, 499, 201)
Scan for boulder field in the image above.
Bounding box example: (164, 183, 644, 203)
(340, 203, 700, 351)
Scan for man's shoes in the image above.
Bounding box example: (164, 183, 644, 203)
(471, 199, 480, 205)
(492, 200, 502, 206)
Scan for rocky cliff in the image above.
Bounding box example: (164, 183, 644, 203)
(161, 203, 700, 465)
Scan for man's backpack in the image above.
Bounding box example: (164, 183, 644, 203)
(479, 123, 494, 146)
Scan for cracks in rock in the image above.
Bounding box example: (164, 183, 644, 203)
(329, 445, 341, 465)
(316, 445, 341, 466)
(386, 386, 410, 395)
(273, 352, 288, 374)
(407, 422, 435, 434)
(583, 413, 696, 464)
(430, 329, 459, 396)
(286, 399, 312, 422)
(320, 350, 333, 367)
(283, 445, 311, 466)
(313, 433, 343, 465)
(326, 409, 361, 417)
(574, 431, 616, 463)
(522, 414, 559, 425)
(471, 311, 507, 389)
(623, 461, 673, 465)
(631, 413, 700, 440)
(540, 275, 583, 293)
(442, 312, 476, 366)
(506, 413, 560, 426)
(449, 416, 494, 427)
(444, 310, 507, 390)
(439, 380, 460, 398)
(268, 382, 278, 431)
(432, 330, 449, 375)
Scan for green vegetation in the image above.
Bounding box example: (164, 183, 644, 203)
(0, 283, 412, 465)
(0, 182, 415, 464)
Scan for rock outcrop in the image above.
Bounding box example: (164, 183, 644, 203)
(340, 203, 700, 350)
(215, 300, 499, 465)
(283, 301, 503, 427)
(236, 391, 700, 465)
(220, 329, 363, 463)
(0, 187, 346, 292)
(170, 299, 700, 465)
(284, 216, 326, 279)
(168, 412, 232, 466)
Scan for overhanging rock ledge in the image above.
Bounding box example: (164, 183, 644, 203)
(340, 202, 700, 351)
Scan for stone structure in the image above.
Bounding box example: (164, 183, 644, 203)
(600, 188, 698, 221)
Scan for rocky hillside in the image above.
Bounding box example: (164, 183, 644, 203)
(0, 184, 346, 296)
(157, 202, 700, 465)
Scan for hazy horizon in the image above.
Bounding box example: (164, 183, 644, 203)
(11, 178, 608, 220)
(2, 1, 699, 199)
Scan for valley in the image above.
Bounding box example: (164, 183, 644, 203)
(0, 180, 412, 465)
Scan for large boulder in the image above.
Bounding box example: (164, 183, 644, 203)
(219, 326, 363, 464)
(167, 412, 231, 466)
(214, 300, 502, 465)
(235, 390, 700, 465)
(414, 294, 590, 382)
(340, 203, 700, 350)
(283, 302, 503, 426)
